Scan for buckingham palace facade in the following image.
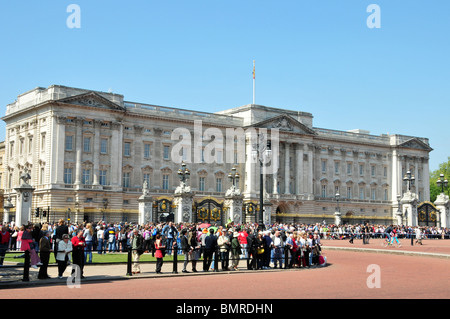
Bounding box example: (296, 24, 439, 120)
(1, 85, 432, 225)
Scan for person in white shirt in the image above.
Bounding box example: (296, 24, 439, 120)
(415, 227, 423, 245)
(56, 234, 72, 278)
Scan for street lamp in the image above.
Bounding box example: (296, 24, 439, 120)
(403, 170, 415, 192)
(177, 162, 190, 183)
(252, 134, 272, 229)
(436, 173, 448, 194)
(228, 167, 240, 188)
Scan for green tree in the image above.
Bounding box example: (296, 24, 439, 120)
(429, 157, 450, 202)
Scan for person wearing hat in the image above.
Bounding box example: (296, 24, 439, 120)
(56, 234, 72, 278)
(230, 232, 241, 270)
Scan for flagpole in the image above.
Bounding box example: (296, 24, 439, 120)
(252, 60, 255, 105)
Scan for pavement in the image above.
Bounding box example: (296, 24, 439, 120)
(1, 237, 449, 289)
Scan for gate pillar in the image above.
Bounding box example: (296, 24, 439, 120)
(434, 194, 449, 228)
(401, 191, 418, 226)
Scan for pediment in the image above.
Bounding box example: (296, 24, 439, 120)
(398, 138, 433, 151)
(57, 92, 125, 111)
(249, 114, 316, 135)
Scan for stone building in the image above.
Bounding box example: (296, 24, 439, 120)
(1, 85, 432, 225)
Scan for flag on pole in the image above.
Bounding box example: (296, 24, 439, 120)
(252, 60, 255, 79)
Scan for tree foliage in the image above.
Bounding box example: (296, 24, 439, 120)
(429, 157, 450, 202)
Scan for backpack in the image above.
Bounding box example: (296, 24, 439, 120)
(144, 231, 151, 240)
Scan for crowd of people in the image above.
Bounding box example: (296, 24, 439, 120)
(0, 219, 449, 280)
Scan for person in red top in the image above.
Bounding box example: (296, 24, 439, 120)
(71, 229, 86, 278)
(0, 225, 11, 266)
(154, 234, 166, 274)
(238, 229, 248, 259)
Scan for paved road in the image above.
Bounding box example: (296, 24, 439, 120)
(3, 247, 449, 299)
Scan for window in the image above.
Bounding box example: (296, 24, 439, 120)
(40, 167, 45, 184)
(19, 139, 24, 155)
(28, 137, 33, 153)
(124, 142, 131, 156)
(359, 187, 365, 200)
(347, 186, 352, 199)
(65, 135, 73, 151)
(99, 170, 108, 186)
(216, 178, 223, 192)
(335, 186, 340, 195)
(383, 167, 387, 177)
(100, 138, 108, 154)
(384, 189, 388, 201)
(217, 150, 223, 164)
(9, 142, 14, 157)
(334, 162, 340, 174)
(144, 143, 151, 158)
(82, 169, 91, 185)
(83, 137, 91, 152)
(199, 177, 205, 191)
(371, 165, 376, 177)
(162, 175, 169, 190)
(64, 168, 73, 184)
(163, 145, 170, 160)
(122, 172, 130, 188)
(359, 164, 364, 175)
(321, 185, 327, 197)
(41, 134, 46, 151)
(321, 160, 327, 173)
(371, 188, 376, 200)
(347, 163, 352, 175)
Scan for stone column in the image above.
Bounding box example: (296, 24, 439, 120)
(284, 142, 290, 194)
(74, 118, 83, 188)
(110, 122, 123, 191)
(306, 144, 314, 197)
(435, 193, 449, 228)
(391, 149, 400, 207)
(422, 157, 430, 200)
(53, 115, 66, 185)
(92, 120, 101, 188)
(14, 171, 35, 226)
(244, 134, 255, 198)
(295, 143, 304, 195)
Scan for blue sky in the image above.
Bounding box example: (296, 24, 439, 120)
(0, 0, 449, 171)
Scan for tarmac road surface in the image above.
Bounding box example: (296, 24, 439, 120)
(3, 248, 449, 299)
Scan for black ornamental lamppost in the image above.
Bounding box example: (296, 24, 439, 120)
(403, 170, 415, 192)
(436, 173, 448, 195)
(178, 162, 190, 183)
(251, 134, 272, 229)
(228, 167, 240, 188)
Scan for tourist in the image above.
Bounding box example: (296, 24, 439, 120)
(83, 223, 94, 263)
(71, 229, 86, 278)
(56, 234, 72, 278)
(154, 233, 166, 274)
